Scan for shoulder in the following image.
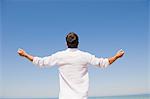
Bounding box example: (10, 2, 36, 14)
(78, 49, 93, 57)
(52, 49, 66, 56)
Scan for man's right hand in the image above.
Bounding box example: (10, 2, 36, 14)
(17, 48, 27, 57)
(108, 49, 125, 65)
(115, 49, 125, 59)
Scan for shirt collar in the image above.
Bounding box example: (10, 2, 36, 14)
(66, 48, 79, 52)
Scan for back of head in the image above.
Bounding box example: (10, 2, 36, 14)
(66, 32, 79, 48)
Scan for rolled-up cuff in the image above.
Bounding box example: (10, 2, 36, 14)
(99, 58, 110, 68)
(104, 58, 110, 68)
(32, 57, 40, 65)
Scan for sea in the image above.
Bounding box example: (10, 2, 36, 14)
(2, 94, 150, 99)
(48, 94, 150, 99)
(88, 94, 150, 99)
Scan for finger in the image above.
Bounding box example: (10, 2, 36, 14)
(18, 52, 22, 55)
(18, 48, 23, 51)
(17, 50, 21, 53)
(120, 51, 124, 54)
(117, 49, 123, 53)
(122, 51, 125, 54)
(120, 50, 124, 53)
(17, 50, 22, 53)
(121, 52, 125, 57)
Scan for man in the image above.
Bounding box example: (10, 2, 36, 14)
(18, 32, 124, 99)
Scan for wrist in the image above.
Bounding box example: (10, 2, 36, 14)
(24, 53, 28, 57)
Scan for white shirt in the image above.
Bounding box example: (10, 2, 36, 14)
(33, 48, 109, 99)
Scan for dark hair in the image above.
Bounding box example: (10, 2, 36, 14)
(66, 32, 79, 48)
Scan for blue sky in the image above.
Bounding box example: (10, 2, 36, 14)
(1, 0, 149, 98)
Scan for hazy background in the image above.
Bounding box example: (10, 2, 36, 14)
(1, 0, 149, 98)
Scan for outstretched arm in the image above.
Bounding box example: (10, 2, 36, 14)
(17, 48, 58, 67)
(88, 49, 125, 68)
(108, 49, 125, 65)
(17, 48, 34, 61)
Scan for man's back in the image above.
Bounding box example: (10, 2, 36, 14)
(33, 48, 110, 99)
(57, 48, 90, 99)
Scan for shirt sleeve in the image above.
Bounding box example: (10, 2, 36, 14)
(32, 53, 58, 68)
(88, 54, 110, 68)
